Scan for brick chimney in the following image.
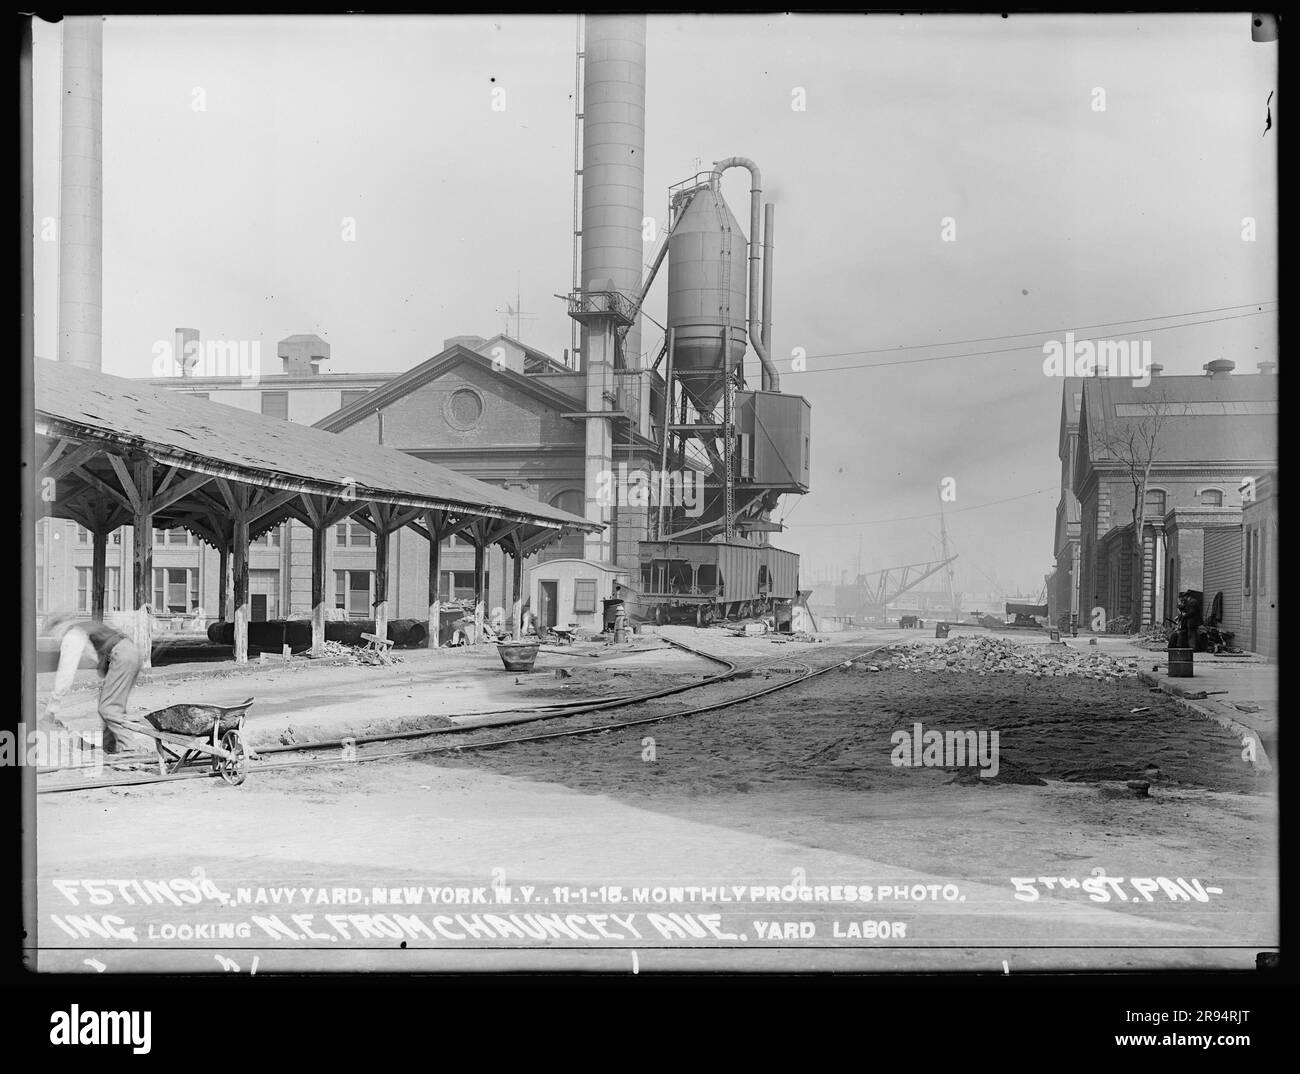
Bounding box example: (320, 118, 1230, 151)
(277, 334, 330, 375)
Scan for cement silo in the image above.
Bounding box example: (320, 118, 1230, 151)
(664, 182, 749, 412)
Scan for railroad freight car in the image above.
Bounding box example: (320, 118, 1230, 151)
(614, 540, 800, 626)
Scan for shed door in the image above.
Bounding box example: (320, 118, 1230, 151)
(538, 581, 558, 630)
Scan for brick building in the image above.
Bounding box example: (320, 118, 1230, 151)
(1047, 377, 1083, 628)
(35, 329, 661, 630)
(1066, 360, 1275, 636)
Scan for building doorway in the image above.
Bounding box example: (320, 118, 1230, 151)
(538, 580, 558, 630)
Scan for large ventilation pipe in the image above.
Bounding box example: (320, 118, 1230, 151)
(711, 157, 779, 391)
(58, 16, 104, 371)
(580, 14, 646, 367)
(577, 14, 646, 564)
(761, 202, 774, 369)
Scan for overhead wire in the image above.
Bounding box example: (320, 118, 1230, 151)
(778, 306, 1277, 377)
(785, 300, 1275, 362)
(784, 486, 1057, 528)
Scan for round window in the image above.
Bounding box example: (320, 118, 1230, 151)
(445, 387, 484, 429)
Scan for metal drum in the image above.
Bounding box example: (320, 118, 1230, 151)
(1167, 646, 1194, 677)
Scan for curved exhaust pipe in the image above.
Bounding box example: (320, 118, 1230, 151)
(712, 157, 779, 391)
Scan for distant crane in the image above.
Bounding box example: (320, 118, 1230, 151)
(834, 556, 959, 619)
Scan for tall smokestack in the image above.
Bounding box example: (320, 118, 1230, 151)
(578, 14, 646, 565)
(580, 15, 645, 368)
(58, 17, 104, 371)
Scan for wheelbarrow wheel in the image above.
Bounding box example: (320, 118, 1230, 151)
(217, 730, 248, 787)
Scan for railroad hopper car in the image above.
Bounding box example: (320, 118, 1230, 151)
(614, 540, 800, 626)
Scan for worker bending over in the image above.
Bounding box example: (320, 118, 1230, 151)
(42, 613, 148, 752)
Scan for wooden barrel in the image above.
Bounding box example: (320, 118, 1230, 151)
(1167, 646, 1194, 677)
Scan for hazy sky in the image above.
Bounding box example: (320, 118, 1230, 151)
(31, 13, 1278, 595)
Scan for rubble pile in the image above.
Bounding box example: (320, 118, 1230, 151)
(304, 638, 403, 667)
(312, 640, 353, 658)
(870, 635, 1141, 681)
(1130, 626, 1171, 651)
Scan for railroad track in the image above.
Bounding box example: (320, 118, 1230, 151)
(38, 637, 891, 794)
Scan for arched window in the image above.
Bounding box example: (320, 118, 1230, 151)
(1199, 488, 1224, 507)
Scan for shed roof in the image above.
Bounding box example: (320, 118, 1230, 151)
(34, 359, 599, 533)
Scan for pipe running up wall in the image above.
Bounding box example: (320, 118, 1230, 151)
(711, 157, 779, 391)
(762, 202, 774, 362)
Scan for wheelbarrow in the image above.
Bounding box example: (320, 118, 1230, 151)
(137, 698, 255, 786)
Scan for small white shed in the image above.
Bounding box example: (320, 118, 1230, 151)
(526, 559, 631, 632)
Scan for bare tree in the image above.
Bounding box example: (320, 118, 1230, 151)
(1092, 385, 1189, 630)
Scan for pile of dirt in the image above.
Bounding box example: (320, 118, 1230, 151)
(866, 635, 1141, 681)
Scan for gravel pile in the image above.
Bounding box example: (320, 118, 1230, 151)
(863, 635, 1141, 681)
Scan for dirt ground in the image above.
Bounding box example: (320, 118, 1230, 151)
(439, 658, 1263, 793)
(34, 633, 1277, 973)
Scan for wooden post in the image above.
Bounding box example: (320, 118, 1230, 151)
(426, 512, 441, 650)
(233, 513, 249, 664)
(311, 523, 327, 654)
(217, 543, 229, 622)
(473, 532, 487, 644)
(511, 535, 524, 641)
(131, 460, 154, 669)
(91, 526, 107, 622)
(374, 524, 390, 645)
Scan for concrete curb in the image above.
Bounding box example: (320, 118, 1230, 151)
(1138, 671, 1273, 774)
